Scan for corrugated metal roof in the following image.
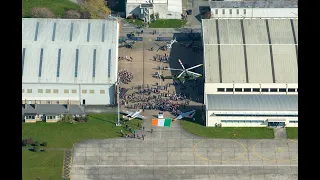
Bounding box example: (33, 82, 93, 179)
(243, 19, 269, 44)
(206, 94, 298, 111)
(268, 19, 295, 44)
(202, 20, 218, 44)
(204, 45, 220, 83)
(246, 45, 273, 83)
(22, 18, 118, 84)
(219, 20, 243, 44)
(220, 45, 246, 83)
(272, 45, 298, 83)
(292, 20, 298, 43)
(202, 19, 298, 84)
(22, 104, 85, 115)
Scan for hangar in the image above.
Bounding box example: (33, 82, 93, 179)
(202, 19, 298, 96)
(202, 18, 298, 127)
(22, 18, 119, 105)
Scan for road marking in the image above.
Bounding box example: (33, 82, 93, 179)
(193, 139, 247, 162)
(72, 164, 297, 167)
(252, 139, 298, 162)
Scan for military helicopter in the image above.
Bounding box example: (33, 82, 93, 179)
(119, 38, 136, 48)
(154, 38, 177, 52)
(159, 59, 203, 84)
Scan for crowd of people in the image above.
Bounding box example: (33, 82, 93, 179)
(152, 54, 170, 62)
(118, 82, 197, 115)
(118, 69, 133, 84)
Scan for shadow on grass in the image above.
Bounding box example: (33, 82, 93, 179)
(28, 148, 45, 152)
(181, 117, 205, 126)
(87, 115, 117, 125)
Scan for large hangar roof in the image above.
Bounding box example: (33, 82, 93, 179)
(22, 18, 119, 84)
(202, 19, 298, 84)
(206, 94, 298, 111)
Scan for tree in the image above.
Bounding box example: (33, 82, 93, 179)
(155, 13, 159, 20)
(74, 115, 88, 123)
(80, 11, 91, 19)
(60, 115, 74, 123)
(150, 14, 155, 21)
(33, 146, 40, 152)
(30, 7, 54, 18)
(23, 138, 34, 145)
(80, 0, 111, 19)
(64, 10, 81, 19)
(42, 142, 47, 147)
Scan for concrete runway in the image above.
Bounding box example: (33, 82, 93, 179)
(70, 113, 298, 180)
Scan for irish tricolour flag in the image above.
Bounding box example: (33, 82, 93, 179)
(152, 118, 172, 127)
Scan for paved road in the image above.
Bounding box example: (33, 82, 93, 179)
(120, 26, 202, 34)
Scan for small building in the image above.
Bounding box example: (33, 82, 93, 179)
(22, 104, 38, 123)
(22, 103, 85, 123)
(205, 94, 298, 127)
(126, 0, 183, 22)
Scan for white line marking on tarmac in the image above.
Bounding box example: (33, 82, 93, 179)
(73, 164, 298, 167)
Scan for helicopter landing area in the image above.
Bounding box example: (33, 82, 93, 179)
(118, 34, 204, 106)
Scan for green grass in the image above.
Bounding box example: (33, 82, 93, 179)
(181, 111, 275, 139)
(125, 19, 145, 26)
(22, 150, 64, 180)
(149, 19, 186, 28)
(22, 0, 80, 18)
(22, 113, 141, 148)
(286, 127, 298, 139)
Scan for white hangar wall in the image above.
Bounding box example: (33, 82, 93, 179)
(22, 84, 115, 105)
(206, 111, 298, 127)
(211, 8, 298, 19)
(205, 94, 298, 127)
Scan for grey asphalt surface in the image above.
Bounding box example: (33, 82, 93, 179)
(70, 115, 298, 180)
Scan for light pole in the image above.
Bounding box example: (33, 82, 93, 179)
(159, 61, 163, 86)
(116, 78, 121, 126)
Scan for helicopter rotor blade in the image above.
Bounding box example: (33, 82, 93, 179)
(178, 59, 186, 70)
(186, 71, 202, 77)
(186, 64, 203, 71)
(177, 71, 185, 78)
(165, 68, 184, 71)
